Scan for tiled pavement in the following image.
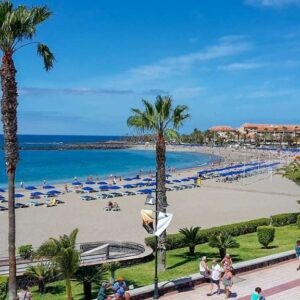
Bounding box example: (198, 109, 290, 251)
(154, 259, 300, 300)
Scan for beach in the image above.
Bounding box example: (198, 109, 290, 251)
(0, 146, 298, 257)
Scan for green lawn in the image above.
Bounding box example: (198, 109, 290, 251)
(29, 225, 299, 300)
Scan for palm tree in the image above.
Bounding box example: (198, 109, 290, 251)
(278, 162, 300, 185)
(127, 95, 189, 270)
(208, 232, 239, 259)
(179, 226, 200, 256)
(103, 261, 120, 284)
(24, 262, 56, 294)
(0, 2, 54, 298)
(75, 266, 107, 300)
(37, 229, 80, 300)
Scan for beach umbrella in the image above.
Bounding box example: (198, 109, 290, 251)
(0, 195, 6, 201)
(82, 186, 93, 191)
(143, 178, 152, 182)
(98, 181, 107, 185)
(15, 193, 24, 198)
(172, 179, 181, 183)
(47, 190, 61, 195)
(25, 186, 37, 190)
(181, 178, 190, 182)
(31, 191, 44, 196)
(123, 184, 135, 189)
(138, 189, 153, 194)
(85, 181, 95, 185)
(166, 174, 172, 178)
(72, 182, 82, 186)
(0, 188, 5, 192)
(109, 186, 121, 190)
(149, 182, 156, 186)
(124, 178, 133, 181)
(43, 185, 55, 189)
(99, 185, 109, 190)
(135, 182, 145, 187)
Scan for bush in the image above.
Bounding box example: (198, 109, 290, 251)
(271, 213, 300, 227)
(145, 218, 270, 250)
(297, 215, 300, 229)
(0, 276, 8, 300)
(257, 226, 275, 248)
(18, 244, 33, 260)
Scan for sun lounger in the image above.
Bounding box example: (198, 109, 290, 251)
(0, 206, 7, 211)
(80, 195, 96, 201)
(29, 200, 40, 207)
(15, 203, 29, 209)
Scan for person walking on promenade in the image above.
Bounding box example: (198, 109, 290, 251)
(221, 254, 233, 270)
(296, 239, 300, 271)
(222, 267, 233, 299)
(207, 259, 222, 296)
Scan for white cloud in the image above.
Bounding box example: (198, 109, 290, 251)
(128, 37, 253, 81)
(245, 0, 300, 8)
(218, 62, 263, 71)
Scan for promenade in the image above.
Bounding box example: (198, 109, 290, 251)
(155, 259, 300, 300)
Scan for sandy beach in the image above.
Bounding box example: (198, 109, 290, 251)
(0, 146, 298, 257)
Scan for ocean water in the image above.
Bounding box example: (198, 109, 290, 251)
(0, 135, 217, 186)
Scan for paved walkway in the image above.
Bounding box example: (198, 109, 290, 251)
(155, 259, 300, 300)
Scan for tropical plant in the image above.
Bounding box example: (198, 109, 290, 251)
(24, 262, 56, 294)
(257, 226, 275, 248)
(18, 244, 34, 260)
(103, 261, 120, 284)
(127, 95, 189, 270)
(75, 266, 107, 300)
(208, 232, 240, 259)
(0, 276, 8, 300)
(278, 161, 300, 185)
(179, 226, 200, 256)
(0, 2, 54, 298)
(37, 229, 80, 300)
(165, 128, 180, 143)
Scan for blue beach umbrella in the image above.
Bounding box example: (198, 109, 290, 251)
(109, 186, 121, 190)
(47, 190, 61, 195)
(99, 185, 109, 191)
(15, 193, 24, 198)
(82, 186, 93, 191)
(72, 182, 82, 186)
(138, 189, 153, 194)
(85, 181, 95, 185)
(0, 188, 5, 192)
(0, 195, 6, 200)
(166, 174, 172, 178)
(25, 186, 37, 190)
(135, 182, 145, 187)
(98, 181, 107, 185)
(173, 179, 181, 183)
(123, 184, 135, 189)
(181, 178, 190, 182)
(31, 191, 44, 196)
(43, 185, 55, 189)
(143, 178, 152, 182)
(124, 178, 133, 181)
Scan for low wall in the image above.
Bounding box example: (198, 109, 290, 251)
(129, 250, 296, 299)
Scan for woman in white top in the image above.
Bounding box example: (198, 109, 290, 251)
(17, 286, 32, 300)
(199, 256, 211, 278)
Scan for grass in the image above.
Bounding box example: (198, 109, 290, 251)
(28, 225, 299, 299)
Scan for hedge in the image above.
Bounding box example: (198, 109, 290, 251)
(257, 226, 275, 248)
(297, 215, 300, 229)
(145, 218, 270, 250)
(271, 213, 300, 227)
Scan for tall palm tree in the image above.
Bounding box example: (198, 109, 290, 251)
(127, 95, 189, 270)
(0, 2, 54, 298)
(37, 229, 80, 300)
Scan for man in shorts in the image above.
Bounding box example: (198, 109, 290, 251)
(207, 259, 221, 296)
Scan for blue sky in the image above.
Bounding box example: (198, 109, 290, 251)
(9, 0, 300, 135)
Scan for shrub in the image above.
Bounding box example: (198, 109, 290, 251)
(0, 276, 8, 300)
(271, 213, 300, 227)
(145, 218, 270, 250)
(257, 226, 275, 248)
(18, 244, 33, 260)
(297, 215, 300, 229)
(179, 226, 200, 256)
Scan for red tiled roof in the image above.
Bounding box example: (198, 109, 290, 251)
(241, 123, 300, 132)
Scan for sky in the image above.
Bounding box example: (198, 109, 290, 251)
(7, 0, 300, 135)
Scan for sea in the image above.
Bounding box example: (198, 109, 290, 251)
(0, 135, 217, 186)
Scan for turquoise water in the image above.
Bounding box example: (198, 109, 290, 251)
(0, 149, 216, 186)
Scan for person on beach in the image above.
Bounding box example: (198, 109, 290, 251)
(113, 276, 127, 298)
(296, 239, 300, 271)
(207, 259, 221, 296)
(64, 184, 68, 193)
(222, 267, 233, 299)
(20, 181, 23, 188)
(17, 286, 32, 300)
(43, 179, 46, 185)
(199, 256, 211, 279)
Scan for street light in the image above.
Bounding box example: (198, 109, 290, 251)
(144, 172, 168, 299)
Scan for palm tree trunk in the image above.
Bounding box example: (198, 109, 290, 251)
(83, 281, 91, 300)
(219, 248, 226, 260)
(1, 52, 19, 300)
(156, 133, 167, 271)
(66, 279, 72, 300)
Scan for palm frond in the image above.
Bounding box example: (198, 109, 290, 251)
(37, 43, 54, 71)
